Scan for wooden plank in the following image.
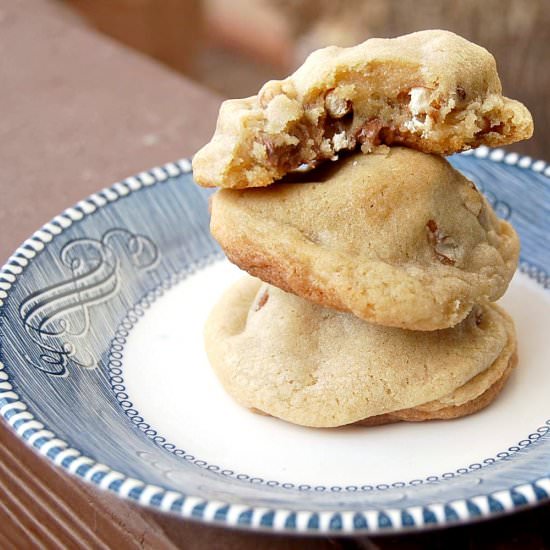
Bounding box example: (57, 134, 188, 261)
(0, 421, 178, 549)
(0, 0, 221, 263)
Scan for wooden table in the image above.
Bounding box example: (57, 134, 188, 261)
(1, 1, 549, 548)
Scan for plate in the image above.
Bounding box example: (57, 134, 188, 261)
(0, 147, 549, 536)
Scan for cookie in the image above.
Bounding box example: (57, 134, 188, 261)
(210, 148, 519, 331)
(204, 276, 517, 428)
(192, 29, 533, 189)
(356, 351, 516, 426)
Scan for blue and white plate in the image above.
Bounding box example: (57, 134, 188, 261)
(0, 147, 549, 536)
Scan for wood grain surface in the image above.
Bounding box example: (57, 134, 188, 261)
(0, 1, 549, 548)
(0, 0, 220, 263)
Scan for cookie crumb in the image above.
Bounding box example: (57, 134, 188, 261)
(475, 308, 483, 327)
(456, 86, 467, 100)
(426, 219, 458, 266)
(255, 290, 269, 311)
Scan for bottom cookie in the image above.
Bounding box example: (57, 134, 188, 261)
(205, 276, 517, 428)
(355, 351, 516, 426)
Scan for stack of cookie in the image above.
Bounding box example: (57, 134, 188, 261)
(192, 30, 532, 428)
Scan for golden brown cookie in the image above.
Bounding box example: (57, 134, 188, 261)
(210, 148, 519, 331)
(193, 30, 533, 189)
(356, 351, 516, 426)
(204, 276, 517, 428)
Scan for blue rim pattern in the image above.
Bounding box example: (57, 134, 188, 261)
(0, 148, 549, 535)
(106, 260, 550, 493)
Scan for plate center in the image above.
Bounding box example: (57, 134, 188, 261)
(120, 261, 550, 488)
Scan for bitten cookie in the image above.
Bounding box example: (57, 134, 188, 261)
(193, 29, 533, 189)
(205, 276, 517, 428)
(210, 148, 519, 331)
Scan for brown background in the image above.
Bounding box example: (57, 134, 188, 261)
(1, 0, 549, 548)
(67, 0, 549, 159)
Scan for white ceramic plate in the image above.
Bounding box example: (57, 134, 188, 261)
(0, 147, 549, 535)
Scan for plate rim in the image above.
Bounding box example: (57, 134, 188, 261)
(1, 147, 549, 536)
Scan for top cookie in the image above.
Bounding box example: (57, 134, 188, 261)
(193, 30, 533, 189)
